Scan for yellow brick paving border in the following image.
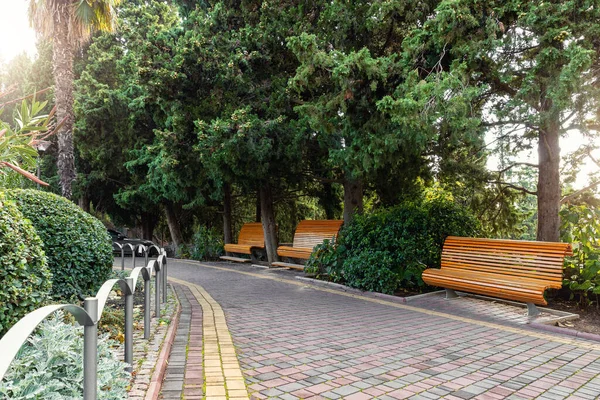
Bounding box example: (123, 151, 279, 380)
(176, 260, 600, 352)
(169, 277, 250, 400)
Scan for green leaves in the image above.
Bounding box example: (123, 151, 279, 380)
(0, 97, 52, 187)
(0, 312, 129, 399)
(309, 192, 480, 293)
(6, 189, 113, 301)
(561, 204, 600, 307)
(0, 194, 50, 337)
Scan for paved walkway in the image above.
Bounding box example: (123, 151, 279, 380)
(137, 258, 600, 399)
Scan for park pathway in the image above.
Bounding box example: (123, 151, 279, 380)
(157, 259, 600, 400)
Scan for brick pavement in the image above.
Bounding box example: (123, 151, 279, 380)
(161, 259, 600, 399)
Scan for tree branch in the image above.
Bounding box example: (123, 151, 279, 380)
(561, 181, 600, 204)
(495, 162, 539, 174)
(487, 181, 538, 195)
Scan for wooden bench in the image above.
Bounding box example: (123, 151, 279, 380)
(272, 220, 343, 270)
(221, 223, 264, 263)
(422, 236, 573, 316)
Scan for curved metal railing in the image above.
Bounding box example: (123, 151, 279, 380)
(0, 250, 168, 400)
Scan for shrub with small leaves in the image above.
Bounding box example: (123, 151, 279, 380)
(0, 312, 130, 399)
(0, 195, 51, 337)
(310, 193, 480, 293)
(5, 189, 113, 301)
(560, 204, 600, 307)
(189, 226, 224, 261)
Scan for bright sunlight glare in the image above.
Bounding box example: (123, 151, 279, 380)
(0, 1, 37, 63)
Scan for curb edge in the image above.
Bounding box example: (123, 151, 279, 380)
(144, 288, 182, 400)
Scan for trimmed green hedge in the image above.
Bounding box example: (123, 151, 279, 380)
(0, 195, 51, 336)
(306, 196, 481, 294)
(5, 189, 113, 300)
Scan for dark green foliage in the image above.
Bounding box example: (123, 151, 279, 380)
(0, 196, 51, 337)
(5, 189, 113, 300)
(305, 239, 341, 276)
(308, 194, 480, 294)
(342, 250, 401, 295)
(560, 204, 600, 307)
(189, 226, 224, 261)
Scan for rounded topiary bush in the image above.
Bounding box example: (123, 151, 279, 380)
(5, 189, 113, 301)
(0, 195, 51, 337)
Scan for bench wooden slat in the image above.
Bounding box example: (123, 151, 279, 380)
(276, 220, 343, 260)
(422, 236, 572, 306)
(224, 223, 265, 255)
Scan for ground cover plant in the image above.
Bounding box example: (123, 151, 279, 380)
(5, 189, 113, 301)
(0, 195, 51, 337)
(0, 312, 130, 399)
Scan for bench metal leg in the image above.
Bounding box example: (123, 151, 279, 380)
(527, 303, 540, 317)
(445, 288, 459, 299)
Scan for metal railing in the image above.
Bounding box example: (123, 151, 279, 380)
(0, 247, 168, 400)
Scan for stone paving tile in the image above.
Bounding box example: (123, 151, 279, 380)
(159, 284, 195, 399)
(164, 260, 600, 399)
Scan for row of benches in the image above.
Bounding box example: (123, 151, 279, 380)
(222, 221, 573, 315)
(222, 220, 343, 270)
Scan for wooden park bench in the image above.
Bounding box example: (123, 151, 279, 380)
(422, 236, 573, 316)
(272, 220, 344, 271)
(220, 222, 265, 263)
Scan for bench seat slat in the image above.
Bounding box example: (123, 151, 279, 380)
(276, 220, 343, 261)
(225, 223, 265, 256)
(422, 236, 572, 306)
(442, 257, 564, 272)
(422, 269, 554, 304)
(443, 250, 567, 266)
(440, 263, 563, 281)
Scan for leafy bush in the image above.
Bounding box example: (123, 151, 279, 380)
(560, 204, 600, 307)
(5, 189, 113, 301)
(305, 239, 341, 276)
(0, 312, 130, 399)
(308, 195, 480, 294)
(0, 196, 51, 337)
(189, 226, 224, 261)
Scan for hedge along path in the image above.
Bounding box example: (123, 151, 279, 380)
(177, 260, 600, 352)
(168, 277, 249, 400)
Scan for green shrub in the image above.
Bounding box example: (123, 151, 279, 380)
(342, 250, 401, 294)
(5, 189, 113, 301)
(311, 195, 480, 293)
(0, 312, 130, 399)
(305, 239, 341, 277)
(0, 196, 51, 337)
(189, 226, 224, 261)
(560, 204, 600, 307)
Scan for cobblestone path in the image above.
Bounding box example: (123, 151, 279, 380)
(162, 259, 600, 400)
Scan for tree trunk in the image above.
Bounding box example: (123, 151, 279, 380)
(320, 182, 337, 220)
(53, 8, 76, 199)
(78, 193, 90, 213)
(141, 212, 158, 241)
(223, 183, 233, 255)
(343, 178, 364, 225)
(537, 117, 561, 242)
(255, 191, 262, 222)
(259, 183, 279, 263)
(164, 202, 184, 252)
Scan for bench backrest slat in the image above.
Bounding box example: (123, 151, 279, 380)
(291, 220, 344, 249)
(237, 223, 265, 247)
(441, 236, 573, 283)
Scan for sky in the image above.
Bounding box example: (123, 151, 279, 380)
(0, 1, 37, 62)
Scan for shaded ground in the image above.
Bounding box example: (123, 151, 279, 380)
(548, 298, 600, 335)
